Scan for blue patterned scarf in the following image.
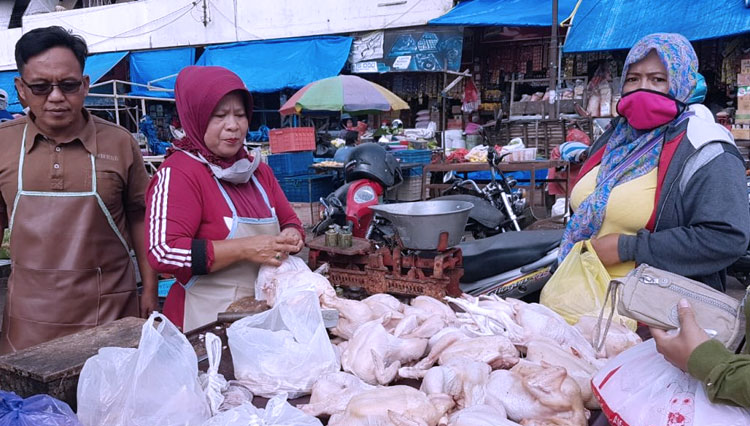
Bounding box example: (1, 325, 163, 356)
(559, 33, 700, 262)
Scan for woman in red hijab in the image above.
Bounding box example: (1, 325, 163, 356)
(145, 66, 304, 331)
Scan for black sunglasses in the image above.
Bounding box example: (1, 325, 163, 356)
(20, 78, 83, 96)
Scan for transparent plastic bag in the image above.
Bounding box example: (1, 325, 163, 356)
(593, 340, 750, 426)
(0, 391, 81, 426)
(540, 240, 635, 330)
(198, 332, 228, 416)
(76, 312, 211, 426)
(201, 394, 322, 426)
(227, 290, 339, 398)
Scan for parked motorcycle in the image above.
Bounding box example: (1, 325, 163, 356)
(459, 228, 562, 299)
(434, 148, 533, 238)
(312, 143, 402, 237)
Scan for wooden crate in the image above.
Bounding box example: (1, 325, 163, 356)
(0, 317, 146, 409)
(497, 118, 593, 158)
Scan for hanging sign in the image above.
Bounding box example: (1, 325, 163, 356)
(350, 26, 463, 73)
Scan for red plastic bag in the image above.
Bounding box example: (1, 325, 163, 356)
(566, 128, 591, 145)
(446, 148, 469, 163)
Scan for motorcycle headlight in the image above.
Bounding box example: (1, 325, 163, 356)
(353, 185, 377, 204)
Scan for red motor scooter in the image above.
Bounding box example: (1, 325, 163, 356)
(312, 143, 402, 238)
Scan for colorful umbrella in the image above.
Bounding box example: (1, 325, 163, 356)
(279, 75, 409, 116)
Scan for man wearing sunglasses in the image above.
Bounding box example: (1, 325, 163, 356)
(0, 26, 158, 354)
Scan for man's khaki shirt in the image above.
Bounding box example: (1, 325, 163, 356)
(0, 111, 150, 246)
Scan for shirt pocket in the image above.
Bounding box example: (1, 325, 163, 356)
(95, 171, 125, 216)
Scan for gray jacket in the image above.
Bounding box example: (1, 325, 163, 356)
(589, 105, 750, 291)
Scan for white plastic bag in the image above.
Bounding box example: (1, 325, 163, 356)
(227, 290, 339, 398)
(77, 313, 211, 426)
(201, 394, 322, 426)
(198, 332, 228, 416)
(592, 339, 750, 426)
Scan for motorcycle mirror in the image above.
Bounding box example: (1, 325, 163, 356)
(443, 170, 456, 183)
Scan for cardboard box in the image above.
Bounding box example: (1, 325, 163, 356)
(735, 113, 750, 125)
(732, 126, 750, 140)
(738, 97, 750, 111)
(739, 74, 750, 86)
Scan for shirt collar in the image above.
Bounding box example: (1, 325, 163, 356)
(25, 109, 97, 155)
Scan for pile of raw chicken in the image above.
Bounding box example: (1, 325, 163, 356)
(255, 259, 642, 426)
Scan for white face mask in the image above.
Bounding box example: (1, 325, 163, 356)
(207, 154, 260, 184)
(178, 148, 261, 184)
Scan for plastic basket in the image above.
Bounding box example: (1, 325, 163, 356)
(384, 175, 427, 202)
(280, 173, 335, 202)
(267, 152, 314, 177)
(503, 147, 538, 162)
(158, 278, 176, 298)
(393, 149, 432, 176)
(269, 127, 316, 153)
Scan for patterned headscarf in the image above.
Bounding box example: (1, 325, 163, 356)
(559, 33, 700, 262)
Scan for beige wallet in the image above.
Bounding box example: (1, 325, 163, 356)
(594, 264, 743, 351)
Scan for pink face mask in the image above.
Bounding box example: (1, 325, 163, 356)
(616, 89, 686, 131)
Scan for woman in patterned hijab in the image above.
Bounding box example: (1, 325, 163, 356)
(560, 33, 702, 263)
(555, 32, 748, 292)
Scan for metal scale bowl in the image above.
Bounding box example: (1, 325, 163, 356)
(307, 200, 473, 298)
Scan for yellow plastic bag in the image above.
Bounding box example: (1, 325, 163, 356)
(540, 240, 635, 330)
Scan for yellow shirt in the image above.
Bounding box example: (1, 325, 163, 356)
(570, 166, 657, 278)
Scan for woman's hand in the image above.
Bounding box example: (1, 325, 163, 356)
(243, 234, 301, 266)
(590, 234, 622, 265)
(651, 299, 710, 371)
(279, 227, 305, 253)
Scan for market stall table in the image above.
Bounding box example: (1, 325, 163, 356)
(420, 160, 570, 213)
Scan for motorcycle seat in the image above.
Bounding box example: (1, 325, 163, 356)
(460, 229, 563, 283)
(435, 194, 502, 229)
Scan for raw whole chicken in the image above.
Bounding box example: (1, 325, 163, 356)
(573, 315, 641, 358)
(256, 256, 336, 305)
(328, 386, 455, 426)
(362, 294, 406, 330)
(419, 359, 491, 408)
(298, 372, 376, 417)
(485, 361, 587, 426)
(400, 333, 518, 378)
(448, 404, 521, 426)
(523, 338, 600, 409)
(341, 317, 428, 385)
(321, 295, 375, 340)
(407, 295, 458, 321)
(509, 300, 602, 367)
(393, 313, 449, 339)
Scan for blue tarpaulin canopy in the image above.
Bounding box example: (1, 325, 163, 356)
(0, 71, 21, 113)
(564, 0, 750, 52)
(429, 0, 579, 27)
(0, 51, 128, 113)
(129, 47, 194, 98)
(196, 36, 353, 93)
(85, 51, 128, 84)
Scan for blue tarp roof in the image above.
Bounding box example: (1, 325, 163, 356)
(564, 0, 750, 52)
(429, 0, 579, 27)
(85, 51, 129, 84)
(0, 71, 21, 113)
(0, 51, 128, 113)
(196, 36, 353, 93)
(129, 47, 194, 99)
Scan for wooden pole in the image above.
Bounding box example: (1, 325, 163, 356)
(549, 0, 559, 119)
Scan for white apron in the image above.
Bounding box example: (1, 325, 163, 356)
(182, 173, 279, 332)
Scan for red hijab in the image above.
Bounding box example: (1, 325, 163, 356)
(172, 65, 253, 168)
